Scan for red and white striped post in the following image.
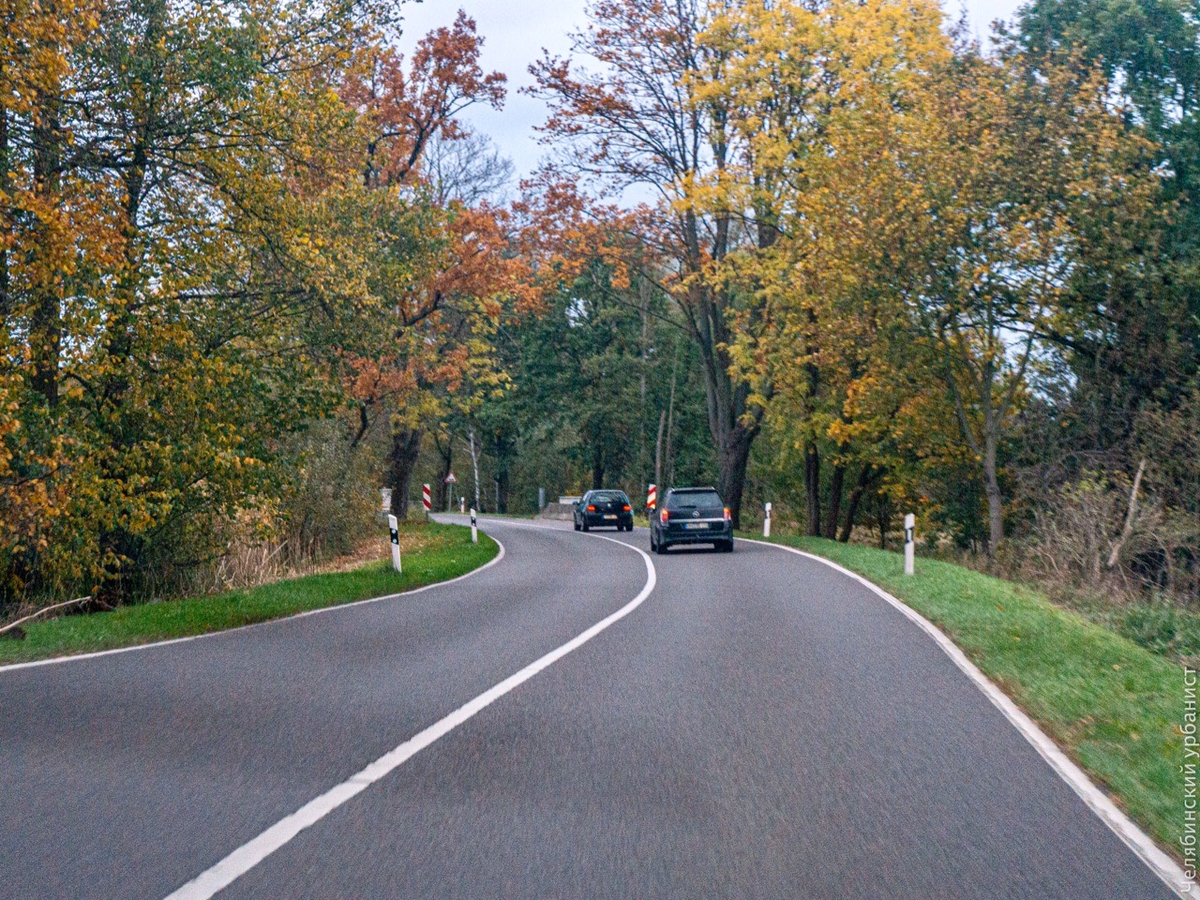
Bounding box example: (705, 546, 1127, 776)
(422, 484, 431, 518)
(646, 484, 657, 512)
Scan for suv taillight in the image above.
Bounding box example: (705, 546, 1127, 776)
(587, 504, 596, 512)
(660, 509, 669, 525)
(622, 504, 631, 512)
(724, 507, 732, 522)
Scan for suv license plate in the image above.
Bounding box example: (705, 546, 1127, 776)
(604, 515, 617, 520)
(685, 522, 707, 530)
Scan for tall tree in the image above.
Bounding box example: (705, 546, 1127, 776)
(692, 0, 951, 536)
(1011, 0, 1200, 525)
(905, 50, 1160, 549)
(529, 0, 768, 525)
(0, 0, 398, 601)
(338, 10, 512, 518)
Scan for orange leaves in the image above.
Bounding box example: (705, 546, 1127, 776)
(409, 11, 507, 113)
(433, 204, 537, 316)
(514, 172, 639, 297)
(324, 10, 525, 427)
(342, 11, 506, 189)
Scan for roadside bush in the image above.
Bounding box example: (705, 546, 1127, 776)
(186, 420, 380, 595)
(1023, 467, 1197, 600)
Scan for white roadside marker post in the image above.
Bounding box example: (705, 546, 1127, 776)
(470, 508, 478, 544)
(388, 514, 402, 573)
(764, 502, 772, 537)
(904, 513, 915, 575)
(460, 497, 465, 514)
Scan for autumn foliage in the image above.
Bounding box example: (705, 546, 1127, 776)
(0, 1, 532, 607)
(2, 0, 1195, 613)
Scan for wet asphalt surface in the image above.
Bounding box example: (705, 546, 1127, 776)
(0, 517, 1175, 899)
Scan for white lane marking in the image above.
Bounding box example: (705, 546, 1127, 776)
(163, 531, 656, 900)
(744, 537, 1191, 899)
(0, 535, 506, 675)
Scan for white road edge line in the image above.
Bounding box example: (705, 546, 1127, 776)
(162, 528, 656, 900)
(0, 533, 507, 675)
(744, 536, 1192, 900)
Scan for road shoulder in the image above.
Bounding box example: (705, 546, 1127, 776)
(0, 522, 500, 670)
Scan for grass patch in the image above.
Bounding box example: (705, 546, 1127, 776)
(745, 531, 1185, 860)
(0, 522, 497, 666)
(1094, 598, 1200, 664)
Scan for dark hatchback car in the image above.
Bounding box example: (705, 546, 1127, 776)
(573, 490, 635, 532)
(650, 486, 733, 554)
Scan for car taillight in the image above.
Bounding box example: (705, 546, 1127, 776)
(660, 509, 669, 524)
(724, 507, 732, 522)
(587, 504, 596, 512)
(622, 504, 631, 512)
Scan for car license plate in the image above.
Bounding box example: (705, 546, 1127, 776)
(604, 515, 617, 520)
(685, 522, 707, 530)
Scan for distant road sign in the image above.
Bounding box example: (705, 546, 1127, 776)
(445, 472, 457, 484)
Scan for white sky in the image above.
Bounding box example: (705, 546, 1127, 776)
(398, 0, 1026, 184)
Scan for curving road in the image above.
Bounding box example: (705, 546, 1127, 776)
(0, 518, 1179, 899)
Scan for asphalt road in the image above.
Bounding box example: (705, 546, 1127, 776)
(0, 517, 1177, 899)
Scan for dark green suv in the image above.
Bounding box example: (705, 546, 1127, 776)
(650, 487, 733, 554)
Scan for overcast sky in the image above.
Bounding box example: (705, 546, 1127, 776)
(398, 0, 1027, 185)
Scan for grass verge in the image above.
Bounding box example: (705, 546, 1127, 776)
(0, 522, 498, 666)
(746, 532, 1184, 861)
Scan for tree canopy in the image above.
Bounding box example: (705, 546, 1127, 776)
(2, 0, 1196, 611)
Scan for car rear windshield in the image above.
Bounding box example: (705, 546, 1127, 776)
(590, 491, 627, 503)
(667, 490, 723, 511)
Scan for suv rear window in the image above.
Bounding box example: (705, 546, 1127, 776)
(590, 491, 627, 503)
(667, 490, 723, 510)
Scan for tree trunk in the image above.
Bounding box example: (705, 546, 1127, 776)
(697, 356, 763, 529)
(718, 426, 754, 529)
(686, 274, 763, 529)
(467, 426, 480, 511)
(0, 101, 9, 322)
(654, 408, 667, 489)
(435, 434, 453, 510)
(493, 430, 511, 513)
(495, 471, 509, 513)
(591, 450, 605, 491)
(388, 427, 423, 519)
(983, 432, 1004, 553)
(1107, 459, 1146, 569)
(823, 464, 845, 540)
(805, 443, 822, 537)
(639, 277, 651, 483)
(877, 492, 891, 550)
(29, 91, 63, 407)
(839, 464, 874, 543)
(664, 347, 678, 486)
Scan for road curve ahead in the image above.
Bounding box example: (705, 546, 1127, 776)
(0, 517, 1177, 899)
